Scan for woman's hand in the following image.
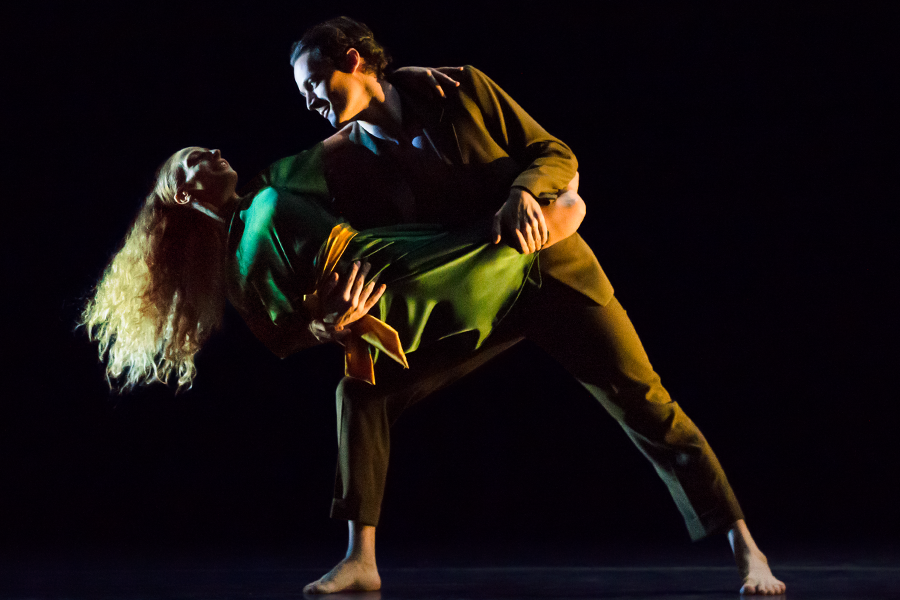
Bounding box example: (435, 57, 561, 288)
(390, 66, 464, 99)
(309, 261, 386, 345)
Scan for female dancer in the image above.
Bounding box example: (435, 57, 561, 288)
(82, 144, 584, 390)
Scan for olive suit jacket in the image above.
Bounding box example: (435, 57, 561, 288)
(320, 66, 615, 307)
(260, 67, 744, 540)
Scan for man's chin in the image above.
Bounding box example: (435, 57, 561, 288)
(328, 109, 362, 130)
(329, 114, 348, 129)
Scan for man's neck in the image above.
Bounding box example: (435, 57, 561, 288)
(356, 80, 404, 143)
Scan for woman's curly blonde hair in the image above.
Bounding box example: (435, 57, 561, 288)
(82, 149, 227, 391)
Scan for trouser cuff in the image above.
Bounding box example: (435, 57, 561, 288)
(330, 498, 380, 527)
(686, 504, 745, 541)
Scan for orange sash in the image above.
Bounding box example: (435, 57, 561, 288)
(313, 223, 408, 384)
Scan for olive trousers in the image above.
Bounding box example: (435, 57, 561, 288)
(329, 279, 744, 541)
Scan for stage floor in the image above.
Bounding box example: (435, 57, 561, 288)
(1, 547, 897, 599)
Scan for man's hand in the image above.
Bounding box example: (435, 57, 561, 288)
(491, 188, 549, 254)
(309, 261, 386, 345)
(390, 66, 463, 99)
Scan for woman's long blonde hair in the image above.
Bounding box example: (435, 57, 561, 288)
(82, 150, 227, 390)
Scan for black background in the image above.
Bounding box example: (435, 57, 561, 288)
(4, 1, 898, 561)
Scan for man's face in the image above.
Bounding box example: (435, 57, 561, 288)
(293, 50, 369, 128)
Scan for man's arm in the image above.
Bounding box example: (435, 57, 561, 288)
(454, 66, 579, 253)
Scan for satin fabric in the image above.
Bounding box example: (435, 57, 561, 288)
(227, 145, 538, 377)
(313, 222, 409, 384)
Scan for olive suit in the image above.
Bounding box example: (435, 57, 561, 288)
(268, 66, 743, 541)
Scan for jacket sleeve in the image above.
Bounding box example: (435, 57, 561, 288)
(458, 66, 577, 202)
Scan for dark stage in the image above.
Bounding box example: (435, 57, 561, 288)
(2, 544, 899, 599)
(4, 1, 898, 598)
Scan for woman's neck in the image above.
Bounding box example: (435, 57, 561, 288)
(193, 194, 239, 224)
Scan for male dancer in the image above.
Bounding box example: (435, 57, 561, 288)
(283, 17, 785, 595)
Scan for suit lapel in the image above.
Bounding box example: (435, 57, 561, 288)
(398, 89, 464, 166)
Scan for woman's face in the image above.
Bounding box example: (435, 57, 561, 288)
(178, 147, 238, 208)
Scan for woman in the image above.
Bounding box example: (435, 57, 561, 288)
(82, 143, 584, 390)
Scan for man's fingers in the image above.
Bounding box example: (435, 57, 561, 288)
(524, 202, 548, 248)
(515, 229, 530, 254)
(535, 210, 550, 245)
(425, 70, 446, 98)
(434, 66, 463, 87)
(534, 212, 549, 246)
(491, 211, 503, 244)
(525, 223, 538, 253)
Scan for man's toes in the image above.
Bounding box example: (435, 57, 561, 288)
(740, 582, 756, 594)
(760, 580, 784, 595)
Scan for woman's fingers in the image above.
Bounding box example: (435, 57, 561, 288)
(320, 271, 340, 299)
(349, 262, 372, 305)
(362, 282, 386, 312)
(341, 261, 362, 301)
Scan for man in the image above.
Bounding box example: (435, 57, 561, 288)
(283, 17, 785, 595)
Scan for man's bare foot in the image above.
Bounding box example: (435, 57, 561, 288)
(728, 520, 786, 595)
(735, 548, 786, 595)
(305, 521, 381, 594)
(303, 555, 381, 594)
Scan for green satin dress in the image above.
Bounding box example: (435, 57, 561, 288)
(227, 144, 538, 370)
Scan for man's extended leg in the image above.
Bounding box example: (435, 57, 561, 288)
(523, 282, 783, 593)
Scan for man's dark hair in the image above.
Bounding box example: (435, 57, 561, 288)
(289, 16, 392, 79)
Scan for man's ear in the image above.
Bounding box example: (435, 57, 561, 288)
(344, 48, 364, 74)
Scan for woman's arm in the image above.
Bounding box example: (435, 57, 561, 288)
(540, 172, 585, 248)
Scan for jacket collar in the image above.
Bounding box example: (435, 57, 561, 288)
(394, 83, 463, 165)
